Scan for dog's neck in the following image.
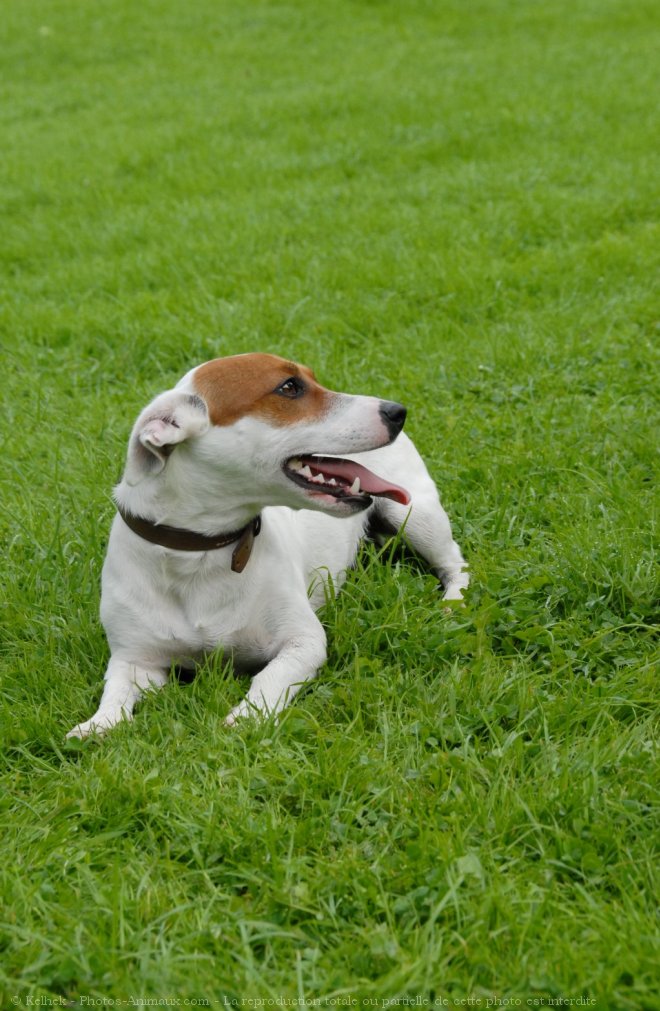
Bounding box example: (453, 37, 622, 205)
(114, 456, 262, 537)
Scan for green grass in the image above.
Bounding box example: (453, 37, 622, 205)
(1, 0, 659, 1005)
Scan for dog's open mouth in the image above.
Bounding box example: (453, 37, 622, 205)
(284, 455, 411, 506)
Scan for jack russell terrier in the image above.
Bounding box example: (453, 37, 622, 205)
(67, 353, 468, 738)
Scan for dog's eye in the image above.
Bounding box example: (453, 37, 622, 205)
(275, 377, 305, 399)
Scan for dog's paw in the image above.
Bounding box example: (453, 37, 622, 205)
(224, 700, 252, 727)
(224, 698, 266, 727)
(440, 580, 468, 612)
(66, 713, 119, 739)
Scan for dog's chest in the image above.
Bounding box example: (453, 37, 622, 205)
(164, 590, 239, 650)
(163, 569, 277, 665)
(185, 610, 273, 665)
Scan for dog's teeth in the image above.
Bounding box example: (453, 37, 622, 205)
(300, 465, 313, 479)
(349, 477, 361, 494)
(311, 472, 326, 484)
(328, 478, 337, 486)
(289, 458, 303, 471)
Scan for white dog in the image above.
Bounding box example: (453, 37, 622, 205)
(68, 353, 468, 738)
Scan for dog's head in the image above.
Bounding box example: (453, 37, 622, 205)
(122, 353, 410, 516)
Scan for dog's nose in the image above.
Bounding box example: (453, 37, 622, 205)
(379, 400, 407, 438)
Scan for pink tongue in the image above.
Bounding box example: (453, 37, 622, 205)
(304, 456, 411, 505)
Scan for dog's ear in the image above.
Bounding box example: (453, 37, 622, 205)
(123, 391, 210, 486)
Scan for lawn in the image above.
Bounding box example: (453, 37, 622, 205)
(1, 0, 658, 1006)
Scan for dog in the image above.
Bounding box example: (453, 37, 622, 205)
(67, 353, 468, 738)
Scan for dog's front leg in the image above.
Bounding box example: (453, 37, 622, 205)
(225, 621, 327, 726)
(66, 657, 168, 739)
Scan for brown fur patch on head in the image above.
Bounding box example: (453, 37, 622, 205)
(193, 353, 335, 427)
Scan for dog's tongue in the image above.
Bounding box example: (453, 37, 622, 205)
(305, 455, 411, 505)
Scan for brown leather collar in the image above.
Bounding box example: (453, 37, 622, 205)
(116, 506, 261, 573)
